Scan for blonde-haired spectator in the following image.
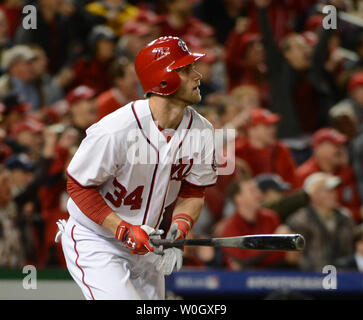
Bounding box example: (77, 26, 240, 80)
(287, 172, 355, 271)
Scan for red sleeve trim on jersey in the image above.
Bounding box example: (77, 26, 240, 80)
(67, 175, 113, 225)
(178, 180, 206, 198)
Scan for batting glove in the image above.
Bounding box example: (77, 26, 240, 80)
(155, 213, 194, 276)
(115, 220, 163, 255)
(155, 223, 183, 276)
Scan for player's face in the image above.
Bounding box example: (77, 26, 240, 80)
(173, 62, 202, 106)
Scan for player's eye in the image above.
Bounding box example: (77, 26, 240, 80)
(181, 64, 192, 74)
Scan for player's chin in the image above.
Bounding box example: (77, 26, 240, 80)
(190, 91, 202, 104)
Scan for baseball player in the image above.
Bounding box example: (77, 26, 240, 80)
(57, 36, 217, 300)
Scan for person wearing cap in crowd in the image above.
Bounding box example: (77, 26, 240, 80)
(329, 100, 360, 141)
(329, 71, 363, 136)
(220, 176, 287, 270)
(0, 92, 29, 134)
(256, 173, 310, 221)
(3, 152, 41, 267)
(9, 116, 45, 160)
(336, 224, 363, 272)
(0, 45, 41, 110)
(0, 92, 32, 163)
(66, 85, 97, 139)
(296, 128, 362, 223)
(235, 108, 297, 187)
(96, 57, 140, 120)
(286, 172, 355, 271)
(5, 153, 35, 194)
(71, 25, 117, 95)
(116, 9, 162, 61)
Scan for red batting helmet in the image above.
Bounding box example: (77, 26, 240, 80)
(135, 36, 205, 96)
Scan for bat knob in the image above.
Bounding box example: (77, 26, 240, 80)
(294, 234, 306, 251)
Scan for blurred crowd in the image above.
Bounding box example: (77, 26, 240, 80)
(0, 0, 363, 273)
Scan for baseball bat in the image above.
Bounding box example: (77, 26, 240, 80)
(151, 234, 305, 251)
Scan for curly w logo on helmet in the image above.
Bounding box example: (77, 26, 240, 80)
(152, 47, 170, 60)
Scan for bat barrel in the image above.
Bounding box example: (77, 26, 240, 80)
(240, 234, 305, 251)
(151, 234, 305, 251)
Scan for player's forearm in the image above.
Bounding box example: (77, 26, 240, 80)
(67, 176, 114, 225)
(101, 212, 123, 235)
(172, 196, 205, 229)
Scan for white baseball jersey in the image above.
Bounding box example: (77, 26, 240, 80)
(66, 99, 217, 237)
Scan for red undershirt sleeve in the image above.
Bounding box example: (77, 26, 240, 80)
(67, 175, 113, 225)
(178, 180, 206, 198)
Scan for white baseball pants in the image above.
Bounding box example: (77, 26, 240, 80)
(61, 216, 165, 300)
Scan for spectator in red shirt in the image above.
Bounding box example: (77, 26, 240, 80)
(97, 57, 140, 120)
(220, 177, 286, 270)
(235, 108, 297, 187)
(296, 128, 362, 223)
(71, 25, 116, 94)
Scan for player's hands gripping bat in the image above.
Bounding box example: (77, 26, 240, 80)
(151, 234, 305, 251)
(115, 220, 164, 255)
(155, 223, 183, 276)
(155, 214, 194, 275)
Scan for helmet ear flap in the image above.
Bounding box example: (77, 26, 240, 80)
(155, 70, 181, 95)
(138, 62, 181, 96)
